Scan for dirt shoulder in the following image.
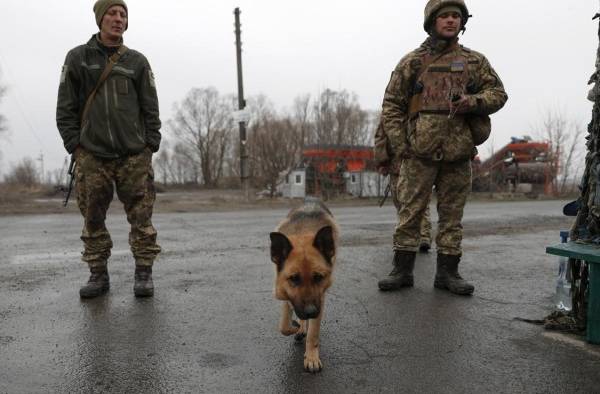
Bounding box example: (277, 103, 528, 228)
(0, 185, 574, 216)
(0, 187, 382, 215)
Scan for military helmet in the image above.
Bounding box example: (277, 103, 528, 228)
(423, 0, 470, 32)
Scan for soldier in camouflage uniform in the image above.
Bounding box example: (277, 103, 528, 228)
(378, 0, 507, 294)
(374, 119, 433, 252)
(56, 0, 161, 298)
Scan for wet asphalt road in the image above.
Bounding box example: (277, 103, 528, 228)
(1, 199, 600, 393)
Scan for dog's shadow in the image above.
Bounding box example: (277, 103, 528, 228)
(284, 338, 315, 377)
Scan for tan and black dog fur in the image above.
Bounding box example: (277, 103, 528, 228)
(270, 199, 338, 373)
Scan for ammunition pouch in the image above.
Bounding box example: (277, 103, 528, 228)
(409, 93, 423, 119)
(467, 114, 491, 146)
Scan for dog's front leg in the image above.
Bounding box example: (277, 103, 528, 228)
(304, 303, 323, 373)
(279, 302, 300, 336)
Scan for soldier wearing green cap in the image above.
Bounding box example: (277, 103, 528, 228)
(56, 0, 161, 299)
(377, 0, 508, 295)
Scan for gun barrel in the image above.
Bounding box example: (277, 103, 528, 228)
(63, 156, 76, 207)
(378, 180, 392, 207)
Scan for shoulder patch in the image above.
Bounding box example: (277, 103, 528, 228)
(410, 58, 422, 70)
(148, 70, 156, 88)
(60, 65, 68, 84)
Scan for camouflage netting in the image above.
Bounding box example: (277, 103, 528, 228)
(546, 13, 600, 333)
(573, 16, 600, 243)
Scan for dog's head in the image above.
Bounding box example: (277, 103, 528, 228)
(270, 226, 335, 320)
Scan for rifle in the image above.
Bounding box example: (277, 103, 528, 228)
(63, 155, 76, 207)
(378, 179, 391, 207)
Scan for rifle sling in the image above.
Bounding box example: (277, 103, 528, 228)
(80, 45, 129, 125)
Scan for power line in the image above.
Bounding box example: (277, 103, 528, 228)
(0, 49, 45, 149)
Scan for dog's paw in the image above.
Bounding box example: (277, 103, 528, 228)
(294, 320, 307, 342)
(280, 320, 300, 336)
(294, 331, 306, 342)
(304, 351, 322, 373)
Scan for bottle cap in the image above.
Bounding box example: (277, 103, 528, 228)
(560, 230, 569, 243)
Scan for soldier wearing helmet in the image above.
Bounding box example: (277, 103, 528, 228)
(377, 0, 507, 295)
(423, 0, 470, 33)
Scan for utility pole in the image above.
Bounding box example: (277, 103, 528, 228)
(37, 150, 44, 184)
(234, 7, 250, 201)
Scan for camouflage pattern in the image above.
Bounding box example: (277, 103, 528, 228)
(382, 37, 507, 162)
(393, 157, 470, 255)
(76, 148, 160, 268)
(423, 0, 469, 32)
(373, 120, 392, 169)
(391, 172, 432, 245)
(373, 118, 432, 244)
(380, 13, 506, 256)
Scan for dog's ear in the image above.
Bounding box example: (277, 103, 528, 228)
(270, 232, 293, 271)
(313, 226, 335, 265)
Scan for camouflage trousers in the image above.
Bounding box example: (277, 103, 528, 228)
(393, 157, 471, 256)
(76, 148, 161, 269)
(390, 171, 432, 245)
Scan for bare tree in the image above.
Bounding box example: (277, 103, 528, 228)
(536, 109, 585, 195)
(345, 106, 372, 146)
(313, 89, 337, 144)
(153, 143, 172, 185)
(292, 94, 313, 150)
(248, 115, 299, 196)
(4, 157, 39, 187)
(0, 83, 7, 135)
(243, 95, 278, 180)
(312, 89, 371, 146)
(0, 82, 8, 166)
(169, 87, 234, 187)
(49, 156, 70, 186)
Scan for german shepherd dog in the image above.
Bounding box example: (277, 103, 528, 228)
(270, 199, 338, 373)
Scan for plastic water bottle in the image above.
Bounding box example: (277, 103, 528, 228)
(555, 230, 572, 312)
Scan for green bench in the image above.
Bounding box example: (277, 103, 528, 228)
(546, 242, 600, 344)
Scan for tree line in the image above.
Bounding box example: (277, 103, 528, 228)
(0, 82, 584, 197)
(153, 87, 377, 194)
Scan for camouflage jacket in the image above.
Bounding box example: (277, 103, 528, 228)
(373, 118, 401, 175)
(382, 37, 507, 162)
(56, 34, 161, 158)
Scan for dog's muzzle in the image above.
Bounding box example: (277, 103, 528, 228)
(295, 304, 319, 320)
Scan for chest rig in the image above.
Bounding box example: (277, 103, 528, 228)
(408, 48, 471, 118)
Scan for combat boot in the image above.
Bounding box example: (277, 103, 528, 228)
(419, 240, 431, 253)
(378, 251, 416, 291)
(434, 254, 474, 295)
(134, 266, 154, 297)
(80, 266, 110, 299)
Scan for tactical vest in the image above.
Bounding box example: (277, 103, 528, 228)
(408, 47, 492, 147)
(409, 51, 470, 117)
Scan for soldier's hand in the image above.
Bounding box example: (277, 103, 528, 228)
(73, 145, 83, 159)
(452, 95, 478, 114)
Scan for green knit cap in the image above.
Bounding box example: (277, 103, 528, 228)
(93, 0, 128, 29)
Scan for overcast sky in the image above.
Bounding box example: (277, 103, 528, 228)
(0, 0, 599, 177)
